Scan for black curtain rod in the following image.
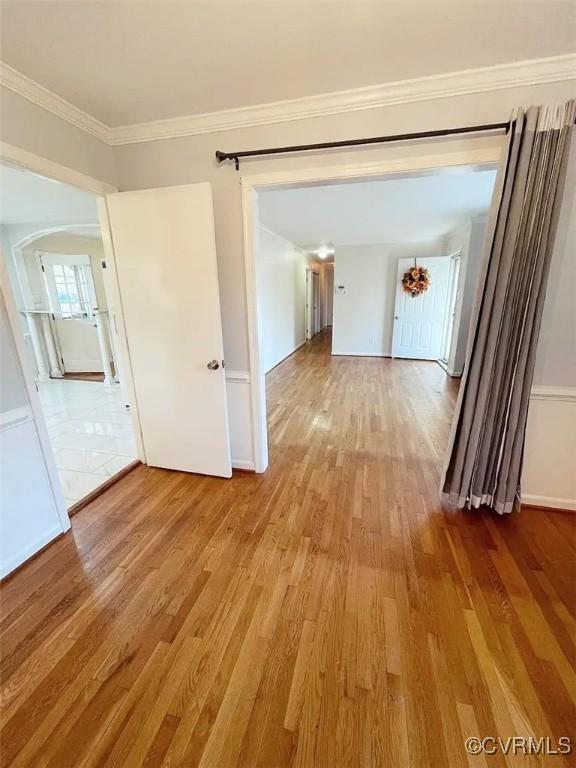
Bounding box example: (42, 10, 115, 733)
(215, 121, 510, 170)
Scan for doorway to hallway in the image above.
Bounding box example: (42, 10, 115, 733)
(0, 162, 140, 510)
(251, 160, 497, 472)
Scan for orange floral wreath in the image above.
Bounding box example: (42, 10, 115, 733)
(402, 265, 431, 297)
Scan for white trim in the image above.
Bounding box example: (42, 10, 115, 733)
(0, 142, 117, 195)
(258, 224, 308, 255)
(112, 55, 576, 144)
(530, 385, 576, 402)
(0, 62, 113, 144)
(2, 55, 575, 146)
(232, 459, 256, 472)
(0, 251, 70, 534)
(242, 183, 269, 473)
(0, 524, 64, 581)
(522, 494, 576, 512)
(242, 147, 503, 474)
(241, 149, 502, 189)
(331, 351, 391, 358)
(225, 369, 250, 383)
(10, 224, 102, 252)
(0, 405, 32, 430)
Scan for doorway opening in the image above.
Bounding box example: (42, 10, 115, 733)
(0, 163, 140, 509)
(247, 156, 498, 472)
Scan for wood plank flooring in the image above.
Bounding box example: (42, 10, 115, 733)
(1, 329, 575, 767)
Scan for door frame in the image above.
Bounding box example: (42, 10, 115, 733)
(0, 141, 146, 463)
(0, 252, 70, 536)
(241, 145, 502, 473)
(440, 251, 462, 364)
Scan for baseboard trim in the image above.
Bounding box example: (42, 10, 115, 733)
(232, 460, 256, 472)
(265, 341, 307, 373)
(522, 494, 576, 512)
(0, 524, 65, 581)
(331, 351, 391, 358)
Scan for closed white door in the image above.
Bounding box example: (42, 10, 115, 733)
(104, 183, 232, 478)
(312, 272, 321, 334)
(391, 256, 451, 360)
(41, 253, 102, 372)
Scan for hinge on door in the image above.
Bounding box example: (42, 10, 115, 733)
(61, 356, 64, 365)
(41, 264, 45, 272)
(222, 360, 225, 368)
(101, 259, 107, 269)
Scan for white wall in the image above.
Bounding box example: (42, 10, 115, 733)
(0, 287, 69, 578)
(257, 225, 312, 373)
(0, 86, 116, 187)
(332, 241, 443, 356)
(111, 79, 574, 468)
(523, 132, 576, 511)
(2, 68, 575, 474)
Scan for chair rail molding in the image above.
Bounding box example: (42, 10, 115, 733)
(2, 55, 575, 146)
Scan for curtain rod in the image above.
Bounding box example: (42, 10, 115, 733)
(215, 121, 511, 170)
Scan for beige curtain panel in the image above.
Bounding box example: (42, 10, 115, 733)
(442, 100, 576, 515)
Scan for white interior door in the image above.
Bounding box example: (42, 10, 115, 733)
(306, 270, 314, 340)
(41, 253, 102, 372)
(104, 183, 232, 477)
(306, 269, 321, 339)
(312, 272, 321, 334)
(391, 256, 451, 360)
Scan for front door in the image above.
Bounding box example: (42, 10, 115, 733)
(103, 183, 232, 478)
(41, 253, 102, 372)
(391, 256, 451, 360)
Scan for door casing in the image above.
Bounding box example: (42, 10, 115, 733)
(240, 146, 502, 473)
(0, 143, 145, 466)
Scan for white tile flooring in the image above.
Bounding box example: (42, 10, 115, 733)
(38, 379, 138, 508)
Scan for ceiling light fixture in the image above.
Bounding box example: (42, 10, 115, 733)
(317, 245, 335, 259)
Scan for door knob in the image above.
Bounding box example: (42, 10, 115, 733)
(207, 359, 220, 370)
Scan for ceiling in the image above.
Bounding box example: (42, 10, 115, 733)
(258, 168, 498, 254)
(0, 164, 99, 225)
(0, 1, 573, 127)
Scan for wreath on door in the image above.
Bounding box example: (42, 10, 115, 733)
(402, 261, 431, 297)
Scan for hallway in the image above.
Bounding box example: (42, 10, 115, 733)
(1, 333, 574, 767)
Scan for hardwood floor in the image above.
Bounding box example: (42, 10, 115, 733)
(1, 329, 575, 767)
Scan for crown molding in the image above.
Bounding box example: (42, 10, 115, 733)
(0, 62, 113, 144)
(111, 54, 576, 145)
(2, 55, 575, 147)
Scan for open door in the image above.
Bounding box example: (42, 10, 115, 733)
(391, 256, 451, 360)
(103, 183, 232, 478)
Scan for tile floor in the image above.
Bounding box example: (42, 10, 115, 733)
(38, 378, 138, 508)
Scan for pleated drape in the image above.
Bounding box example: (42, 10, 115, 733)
(441, 100, 575, 514)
